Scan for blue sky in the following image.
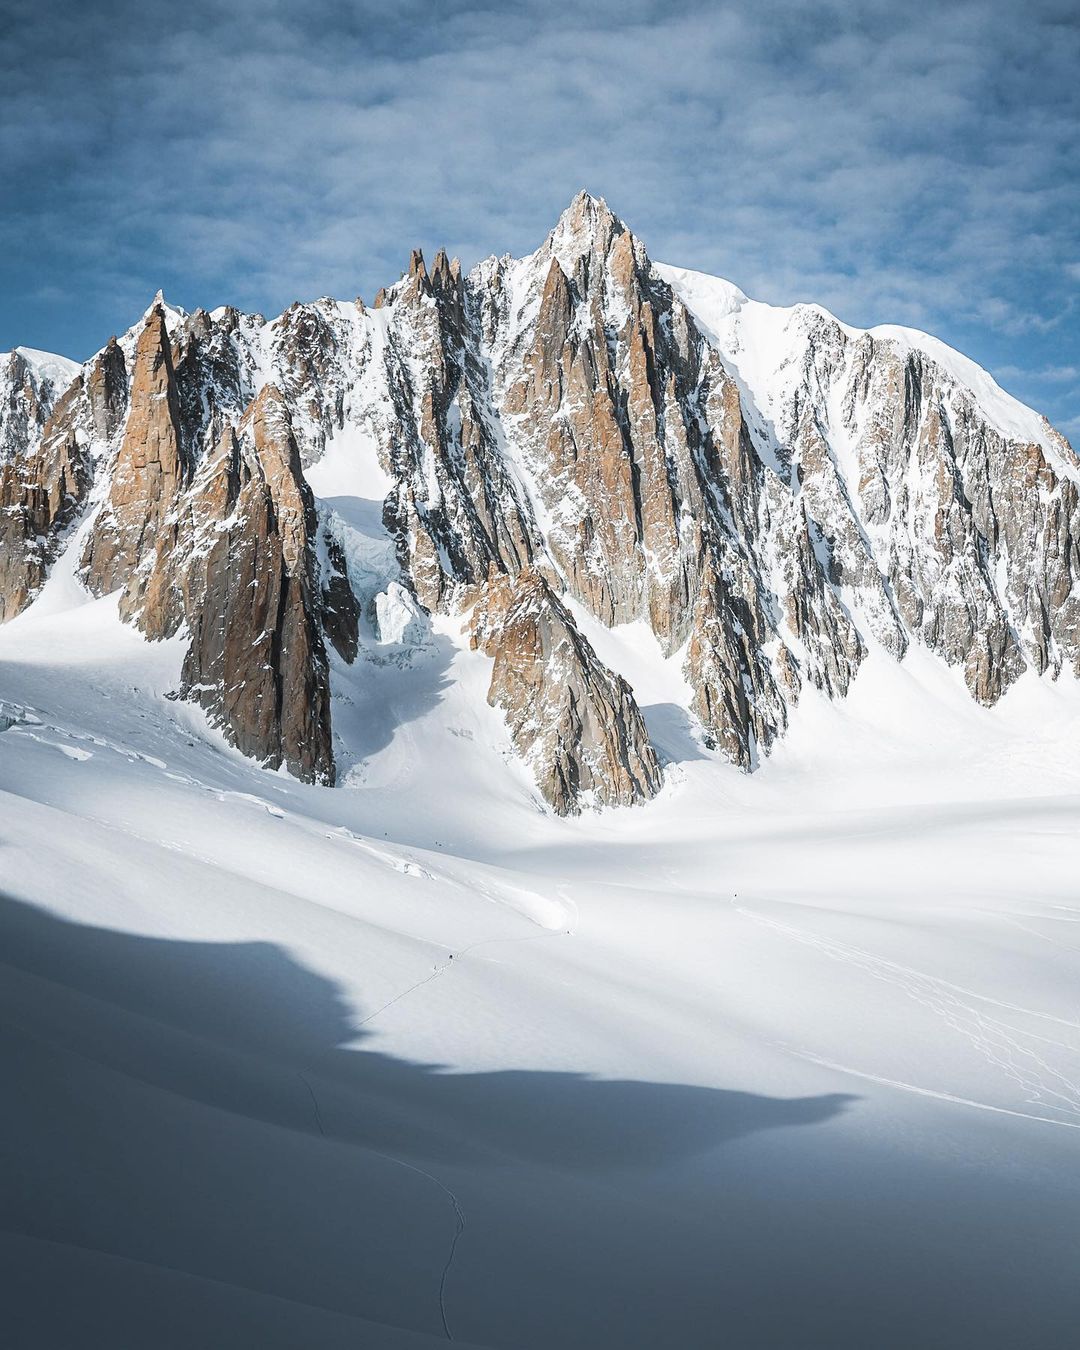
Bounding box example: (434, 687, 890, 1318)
(2, 0, 1077, 435)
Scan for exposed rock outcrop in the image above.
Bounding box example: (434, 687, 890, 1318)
(471, 568, 662, 814)
(0, 347, 79, 463)
(376, 246, 538, 612)
(85, 336, 128, 442)
(486, 193, 829, 765)
(0, 377, 91, 620)
(155, 386, 348, 784)
(76, 309, 354, 782)
(81, 306, 188, 608)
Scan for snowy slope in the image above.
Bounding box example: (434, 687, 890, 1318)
(656, 262, 1068, 462)
(9, 346, 82, 391)
(4, 202, 1080, 1348)
(3, 562, 1080, 1349)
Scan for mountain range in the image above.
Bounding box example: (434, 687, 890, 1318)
(3, 190, 1077, 812)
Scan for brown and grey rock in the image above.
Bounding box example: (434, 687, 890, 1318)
(174, 388, 347, 782)
(471, 568, 661, 814)
(72, 307, 356, 782)
(489, 192, 831, 766)
(376, 246, 539, 610)
(137, 385, 354, 783)
(81, 305, 187, 608)
(85, 337, 128, 442)
(0, 377, 91, 620)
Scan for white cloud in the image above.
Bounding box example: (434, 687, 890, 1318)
(1058, 414, 1080, 437)
(996, 364, 1079, 383)
(0, 0, 1076, 434)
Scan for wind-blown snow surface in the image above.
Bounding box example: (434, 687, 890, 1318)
(8, 346, 82, 390)
(656, 263, 1063, 459)
(4, 554, 1080, 1346)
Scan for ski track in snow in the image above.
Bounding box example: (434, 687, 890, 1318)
(298, 1072, 466, 1342)
(356, 926, 574, 1031)
(777, 1050, 1080, 1132)
(735, 900, 1080, 1128)
(305, 910, 578, 1339)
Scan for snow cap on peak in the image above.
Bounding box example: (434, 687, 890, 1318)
(11, 345, 82, 389)
(144, 289, 186, 323)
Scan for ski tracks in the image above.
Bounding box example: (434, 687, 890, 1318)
(298, 1071, 466, 1341)
(302, 896, 577, 1340)
(734, 899, 1080, 1130)
(356, 902, 576, 1033)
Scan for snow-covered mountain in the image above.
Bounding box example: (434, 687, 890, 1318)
(0, 345, 81, 462)
(3, 195, 1080, 1349)
(2, 191, 1077, 810)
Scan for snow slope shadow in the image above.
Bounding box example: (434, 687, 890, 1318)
(0, 893, 853, 1166)
(640, 701, 710, 766)
(1, 894, 853, 1349)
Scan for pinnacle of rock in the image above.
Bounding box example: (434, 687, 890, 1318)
(546, 189, 623, 272)
(471, 568, 661, 814)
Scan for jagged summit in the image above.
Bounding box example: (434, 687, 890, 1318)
(1, 198, 1077, 811)
(0, 345, 83, 468)
(561, 187, 618, 225)
(145, 288, 186, 321)
(543, 189, 627, 276)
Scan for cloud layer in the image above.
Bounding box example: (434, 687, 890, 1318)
(1, 0, 1076, 431)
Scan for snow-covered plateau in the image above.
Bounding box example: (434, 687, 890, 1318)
(2, 193, 1079, 1348)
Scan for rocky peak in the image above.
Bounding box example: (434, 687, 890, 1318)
(490, 190, 823, 768)
(81, 305, 187, 608)
(79, 364, 352, 784)
(85, 336, 128, 442)
(1, 346, 81, 463)
(145, 288, 186, 327)
(545, 190, 623, 277)
(408, 247, 427, 277)
(431, 246, 458, 280)
(0, 374, 91, 621)
(1, 350, 44, 463)
(165, 383, 342, 784)
(470, 568, 661, 814)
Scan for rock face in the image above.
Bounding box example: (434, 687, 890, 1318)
(471, 568, 661, 814)
(0, 377, 90, 621)
(375, 245, 538, 612)
(482, 193, 860, 765)
(0, 347, 87, 620)
(82, 307, 188, 608)
(1, 192, 1077, 808)
(0, 347, 80, 463)
(76, 309, 357, 784)
(669, 279, 1080, 703)
(141, 385, 348, 785)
